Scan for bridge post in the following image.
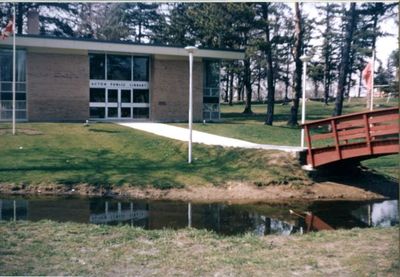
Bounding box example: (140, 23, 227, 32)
(304, 125, 315, 167)
(363, 114, 373, 155)
(331, 119, 342, 160)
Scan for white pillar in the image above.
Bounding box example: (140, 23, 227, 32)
(13, 200, 16, 221)
(12, 5, 16, 135)
(370, 50, 375, 111)
(185, 46, 198, 164)
(300, 54, 311, 148)
(188, 202, 192, 228)
(188, 51, 193, 163)
(301, 61, 307, 148)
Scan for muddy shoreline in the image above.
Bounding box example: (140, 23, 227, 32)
(0, 181, 389, 204)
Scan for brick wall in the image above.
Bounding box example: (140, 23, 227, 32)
(27, 52, 89, 121)
(150, 57, 203, 122)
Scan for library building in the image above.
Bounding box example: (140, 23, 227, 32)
(0, 32, 243, 123)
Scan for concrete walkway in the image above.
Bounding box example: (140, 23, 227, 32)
(117, 122, 304, 153)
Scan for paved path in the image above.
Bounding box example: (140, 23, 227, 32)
(117, 122, 304, 153)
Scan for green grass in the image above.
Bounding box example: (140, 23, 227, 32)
(362, 154, 399, 178)
(0, 123, 307, 187)
(0, 98, 396, 187)
(0, 220, 398, 276)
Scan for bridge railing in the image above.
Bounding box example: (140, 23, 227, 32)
(302, 107, 399, 167)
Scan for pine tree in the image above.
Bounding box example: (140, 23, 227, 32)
(333, 3, 357, 116)
(287, 3, 304, 126)
(317, 3, 342, 105)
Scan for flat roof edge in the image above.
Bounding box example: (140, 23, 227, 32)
(1, 35, 244, 60)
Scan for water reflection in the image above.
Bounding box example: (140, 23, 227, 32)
(0, 196, 398, 236)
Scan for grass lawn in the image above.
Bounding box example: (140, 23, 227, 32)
(0, 123, 307, 188)
(0, 98, 396, 187)
(0, 221, 398, 276)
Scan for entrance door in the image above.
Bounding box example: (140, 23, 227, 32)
(106, 89, 132, 119)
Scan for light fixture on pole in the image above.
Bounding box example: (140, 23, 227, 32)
(184, 46, 198, 164)
(300, 53, 311, 148)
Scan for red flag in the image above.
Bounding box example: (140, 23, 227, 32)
(1, 17, 14, 40)
(362, 61, 373, 92)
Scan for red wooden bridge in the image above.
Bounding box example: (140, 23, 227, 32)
(302, 107, 399, 168)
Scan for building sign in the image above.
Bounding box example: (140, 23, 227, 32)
(90, 80, 149, 90)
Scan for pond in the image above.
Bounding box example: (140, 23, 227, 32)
(0, 195, 398, 236)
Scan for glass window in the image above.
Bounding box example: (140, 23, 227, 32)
(133, 90, 149, 103)
(89, 53, 105, 80)
(0, 51, 12, 81)
(1, 92, 12, 100)
(133, 108, 149, 119)
(0, 50, 25, 82)
(16, 83, 26, 91)
(0, 49, 26, 121)
(0, 93, 25, 101)
(133, 57, 149, 81)
(121, 107, 131, 118)
(16, 51, 26, 82)
(16, 93, 26, 101)
(121, 89, 131, 103)
(107, 89, 118, 103)
(1, 111, 11, 119)
(16, 110, 26, 119)
(107, 54, 131, 81)
(90, 88, 105, 102)
(90, 107, 105, 118)
(204, 60, 220, 88)
(1, 100, 12, 109)
(107, 107, 118, 118)
(1, 82, 11, 91)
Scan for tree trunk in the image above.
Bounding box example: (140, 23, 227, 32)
(333, 3, 357, 116)
(17, 3, 24, 35)
(345, 44, 356, 99)
(257, 72, 261, 101)
(283, 82, 289, 105)
(283, 52, 291, 105)
(224, 71, 229, 103)
(287, 3, 303, 126)
(346, 72, 352, 98)
(237, 72, 243, 101)
(323, 3, 331, 106)
(264, 4, 275, 125)
(229, 70, 234, 105)
(139, 22, 143, 43)
(243, 58, 253, 114)
(358, 72, 362, 97)
(314, 82, 319, 98)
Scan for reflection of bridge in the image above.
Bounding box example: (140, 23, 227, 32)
(302, 107, 399, 168)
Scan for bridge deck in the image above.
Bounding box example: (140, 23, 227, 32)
(302, 107, 399, 168)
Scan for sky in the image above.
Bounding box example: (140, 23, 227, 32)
(375, 17, 398, 65)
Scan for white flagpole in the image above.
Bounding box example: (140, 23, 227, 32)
(12, 5, 16, 135)
(370, 50, 375, 111)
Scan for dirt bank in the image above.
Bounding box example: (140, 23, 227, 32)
(0, 181, 387, 204)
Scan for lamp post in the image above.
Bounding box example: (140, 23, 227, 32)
(300, 54, 311, 148)
(185, 46, 198, 164)
(370, 50, 375, 111)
